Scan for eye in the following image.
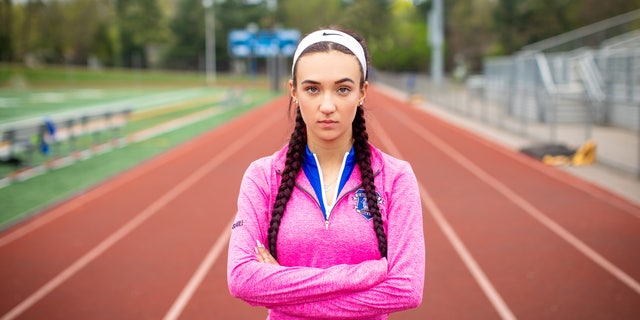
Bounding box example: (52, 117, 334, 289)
(305, 86, 319, 94)
(337, 87, 351, 95)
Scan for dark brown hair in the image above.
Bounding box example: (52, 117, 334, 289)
(267, 28, 387, 261)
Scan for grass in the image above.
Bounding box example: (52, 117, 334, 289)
(0, 63, 270, 122)
(0, 90, 266, 177)
(0, 64, 269, 89)
(0, 64, 281, 229)
(0, 93, 277, 228)
(0, 88, 170, 121)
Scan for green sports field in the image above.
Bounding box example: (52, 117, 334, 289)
(0, 65, 280, 229)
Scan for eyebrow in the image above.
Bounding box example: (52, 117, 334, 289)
(300, 78, 356, 85)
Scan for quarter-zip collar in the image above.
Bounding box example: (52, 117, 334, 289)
(302, 145, 356, 220)
(272, 143, 386, 227)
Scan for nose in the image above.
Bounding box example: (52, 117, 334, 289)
(319, 93, 336, 115)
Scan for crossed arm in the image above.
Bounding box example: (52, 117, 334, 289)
(227, 162, 424, 318)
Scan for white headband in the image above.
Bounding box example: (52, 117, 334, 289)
(291, 29, 367, 78)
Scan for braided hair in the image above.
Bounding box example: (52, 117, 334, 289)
(267, 29, 387, 261)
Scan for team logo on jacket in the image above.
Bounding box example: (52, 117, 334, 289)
(353, 189, 383, 221)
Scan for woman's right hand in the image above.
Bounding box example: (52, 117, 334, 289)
(255, 240, 280, 266)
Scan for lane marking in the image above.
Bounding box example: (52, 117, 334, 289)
(0, 111, 281, 320)
(0, 145, 178, 249)
(477, 133, 640, 218)
(163, 219, 233, 320)
(387, 108, 640, 296)
(164, 101, 288, 319)
(0, 107, 223, 215)
(406, 91, 640, 218)
(0, 103, 252, 248)
(369, 117, 517, 320)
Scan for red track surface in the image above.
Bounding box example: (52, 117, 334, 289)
(1, 86, 639, 319)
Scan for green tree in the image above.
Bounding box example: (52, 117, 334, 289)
(448, 0, 496, 72)
(163, 0, 204, 70)
(493, 0, 640, 55)
(163, 0, 272, 71)
(579, 0, 640, 25)
(27, 0, 64, 63)
(216, 0, 275, 70)
(60, 0, 114, 65)
(335, 0, 391, 41)
(90, 21, 119, 67)
(7, 0, 118, 66)
(370, 0, 429, 72)
(0, 0, 13, 62)
(3, 0, 638, 74)
(277, 0, 344, 35)
(116, 0, 168, 68)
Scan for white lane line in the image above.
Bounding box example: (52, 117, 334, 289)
(1, 112, 281, 320)
(0, 141, 182, 249)
(487, 136, 640, 218)
(414, 99, 640, 219)
(163, 219, 233, 320)
(0, 106, 225, 248)
(388, 109, 640, 296)
(369, 117, 517, 320)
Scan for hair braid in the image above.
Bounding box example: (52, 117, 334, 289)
(268, 108, 306, 261)
(352, 107, 388, 258)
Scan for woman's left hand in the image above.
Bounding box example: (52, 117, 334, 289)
(255, 240, 280, 265)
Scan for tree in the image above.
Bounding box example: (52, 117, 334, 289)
(27, 0, 64, 64)
(448, 0, 496, 72)
(579, 0, 640, 25)
(162, 0, 205, 70)
(493, 0, 640, 55)
(0, 0, 13, 62)
(163, 0, 273, 71)
(3, 0, 638, 74)
(335, 0, 391, 41)
(116, 0, 169, 68)
(370, 0, 429, 72)
(276, 0, 344, 35)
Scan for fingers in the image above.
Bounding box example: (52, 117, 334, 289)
(254, 239, 267, 261)
(255, 240, 279, 265)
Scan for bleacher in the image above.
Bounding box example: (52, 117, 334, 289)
(0, 87, 223, 187)
(481, 9, 640, 131)
(0, 108, 131, 186)
(374, 9, 640, 177)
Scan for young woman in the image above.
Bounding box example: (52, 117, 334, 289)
(227, 28, 425, 319)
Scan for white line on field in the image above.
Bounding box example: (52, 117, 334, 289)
(389, 108, 640, 296)
(370, 116, 517, 320)
(1, 110, 281, 320)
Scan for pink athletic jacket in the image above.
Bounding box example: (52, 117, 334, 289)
(227, 143, 425, 319)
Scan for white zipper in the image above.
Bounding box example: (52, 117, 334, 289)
(312, 151, 349, 230)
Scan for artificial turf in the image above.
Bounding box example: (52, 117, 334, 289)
(0, 89, 278, 229)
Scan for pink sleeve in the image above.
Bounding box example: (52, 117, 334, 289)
(227, 161, 388, 307)
(272, 163, 425, 317)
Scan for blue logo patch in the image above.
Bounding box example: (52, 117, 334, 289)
(353, 189, 383, 221)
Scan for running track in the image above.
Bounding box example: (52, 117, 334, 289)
(1, 85, 639, 319)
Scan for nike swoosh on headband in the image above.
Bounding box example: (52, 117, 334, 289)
(292, 29, 367, 78)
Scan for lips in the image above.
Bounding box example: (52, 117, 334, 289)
(318, 120, 337, 128)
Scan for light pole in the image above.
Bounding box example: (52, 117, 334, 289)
(428, 0, 444, 85)
(203, 0, 216, 84)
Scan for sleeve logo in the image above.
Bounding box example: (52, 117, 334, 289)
(231, 219, 243, 230)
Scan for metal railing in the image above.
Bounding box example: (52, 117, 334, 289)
(375, 10, 640, 178)
(523, 9, 640, 53)
(0, 109, 131, 186)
